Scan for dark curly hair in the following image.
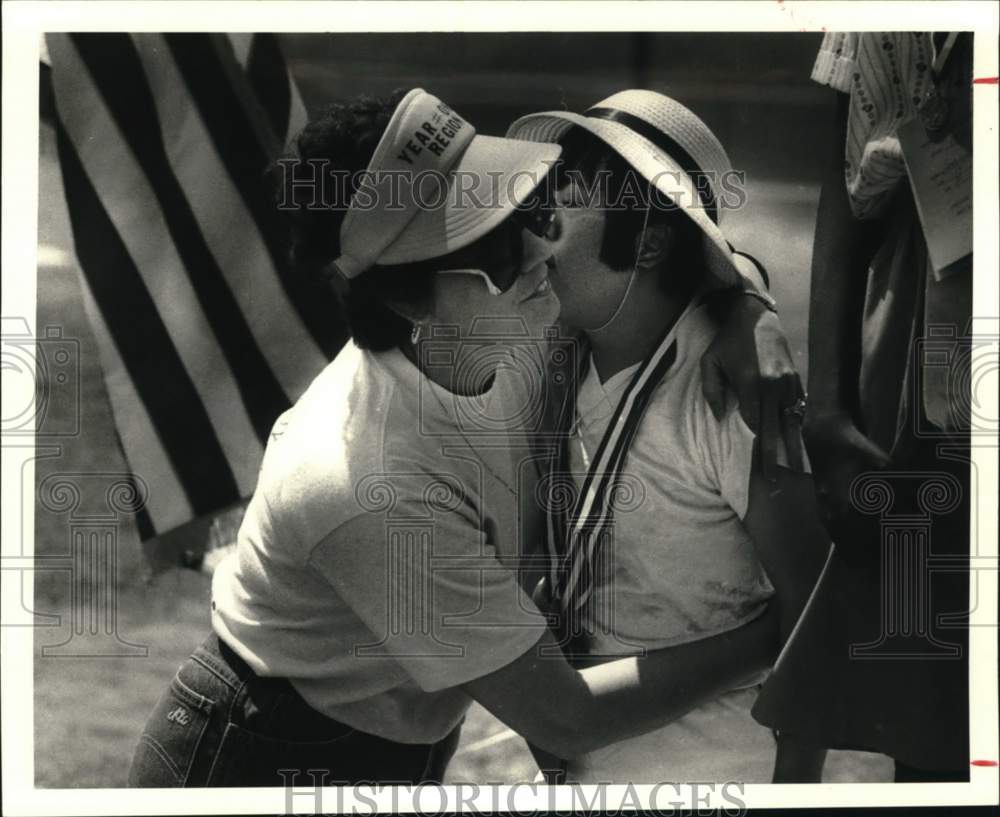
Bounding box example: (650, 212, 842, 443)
(281, 90, 529, 351)
(556, 126, 706, 298)
(279, 90, 434, 351)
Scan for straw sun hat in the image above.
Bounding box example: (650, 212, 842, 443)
(507, 89, 757, 288)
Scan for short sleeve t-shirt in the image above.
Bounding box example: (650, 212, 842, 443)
(211, 341, 547, 744)
(567, 303, 780, 655)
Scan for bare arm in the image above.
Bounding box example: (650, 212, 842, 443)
(804, 91, 891, 553)
(701, 300, 805, 479)
(806, 92, 883, 422)
(743, 465, 831, 782)
(461, 605, 778, 759)
(743, 466, 829, 648)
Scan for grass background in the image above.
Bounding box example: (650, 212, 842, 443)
(31, 33, 895, 786)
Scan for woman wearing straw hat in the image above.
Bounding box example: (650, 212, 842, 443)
(129, 88, 798, 787)
(508, 90, 829, 782)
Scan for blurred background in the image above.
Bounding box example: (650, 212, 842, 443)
(32, 32, 893, 786)
(284, 31, 830, 369)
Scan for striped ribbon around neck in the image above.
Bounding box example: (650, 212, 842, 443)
(547, 298, 701, 641)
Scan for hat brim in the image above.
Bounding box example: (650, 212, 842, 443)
(507, 111, 743, 289)
(378, 135, 561, 266)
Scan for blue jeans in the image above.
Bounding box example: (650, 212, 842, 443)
(128, 633, 462, 786)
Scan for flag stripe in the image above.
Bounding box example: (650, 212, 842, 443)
(164, 33, 347, 359)
(246, 33, 291, 144)
(227, 33, 255, 69)
(69, 33, 291, 446)
(46, 32, 342, 543)
(133, 34, 328, 402)
(286, 63, 310, 145)
(39, 62, 56, 125)
(55, 121, 242, 514)
(74, 265, 196, 532)
(49, 33, 264, 499)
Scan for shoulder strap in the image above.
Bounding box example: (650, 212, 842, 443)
(550, 297, 700, 623)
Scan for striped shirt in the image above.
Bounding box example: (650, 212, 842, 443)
(812, 32, 936, 220)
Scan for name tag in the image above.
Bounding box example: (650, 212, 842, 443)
(898, 116, 973, 281)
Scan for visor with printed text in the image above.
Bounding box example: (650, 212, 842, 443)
(334, 89, 561, 279)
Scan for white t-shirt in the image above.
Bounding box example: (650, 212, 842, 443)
(211, 341, 547, 744)
(564, 302, 782, 782)
(568, 303, 776, 654)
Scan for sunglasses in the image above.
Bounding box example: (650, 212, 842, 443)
(435, 216, 539, 295)
(436, 268, 506, 296)
(434, 200, 560, 296)
(514, 199, 558, 240)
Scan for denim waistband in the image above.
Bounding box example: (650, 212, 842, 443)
(184, 632, 463, 780)
(191, 632, 276, 694)
(188, 633, 402, 747)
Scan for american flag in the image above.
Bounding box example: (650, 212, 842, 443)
(44, 33, 345, 561)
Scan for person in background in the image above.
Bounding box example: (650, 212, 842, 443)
(752, 32, 973, 782)
(509, 90, 828, 784)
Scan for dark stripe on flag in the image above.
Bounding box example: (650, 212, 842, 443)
(55, 122, 242, 514)
(164, 33, 347, 359)
(70, 33, 290, 445)
(39, 62, 57, 126)
(246, 34, 291, 143)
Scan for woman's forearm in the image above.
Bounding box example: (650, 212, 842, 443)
(465, 605, 777, 758)
(808, 93, 881, 418)
(744, 468, 831, 646)
(568, 606, 778, 755)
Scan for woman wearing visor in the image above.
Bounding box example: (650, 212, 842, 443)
(129, 88, 800, 787)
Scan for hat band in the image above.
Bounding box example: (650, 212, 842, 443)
(586, 107, 719, 224)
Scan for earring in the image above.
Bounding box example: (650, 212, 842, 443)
(410, 323, 422, 345)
